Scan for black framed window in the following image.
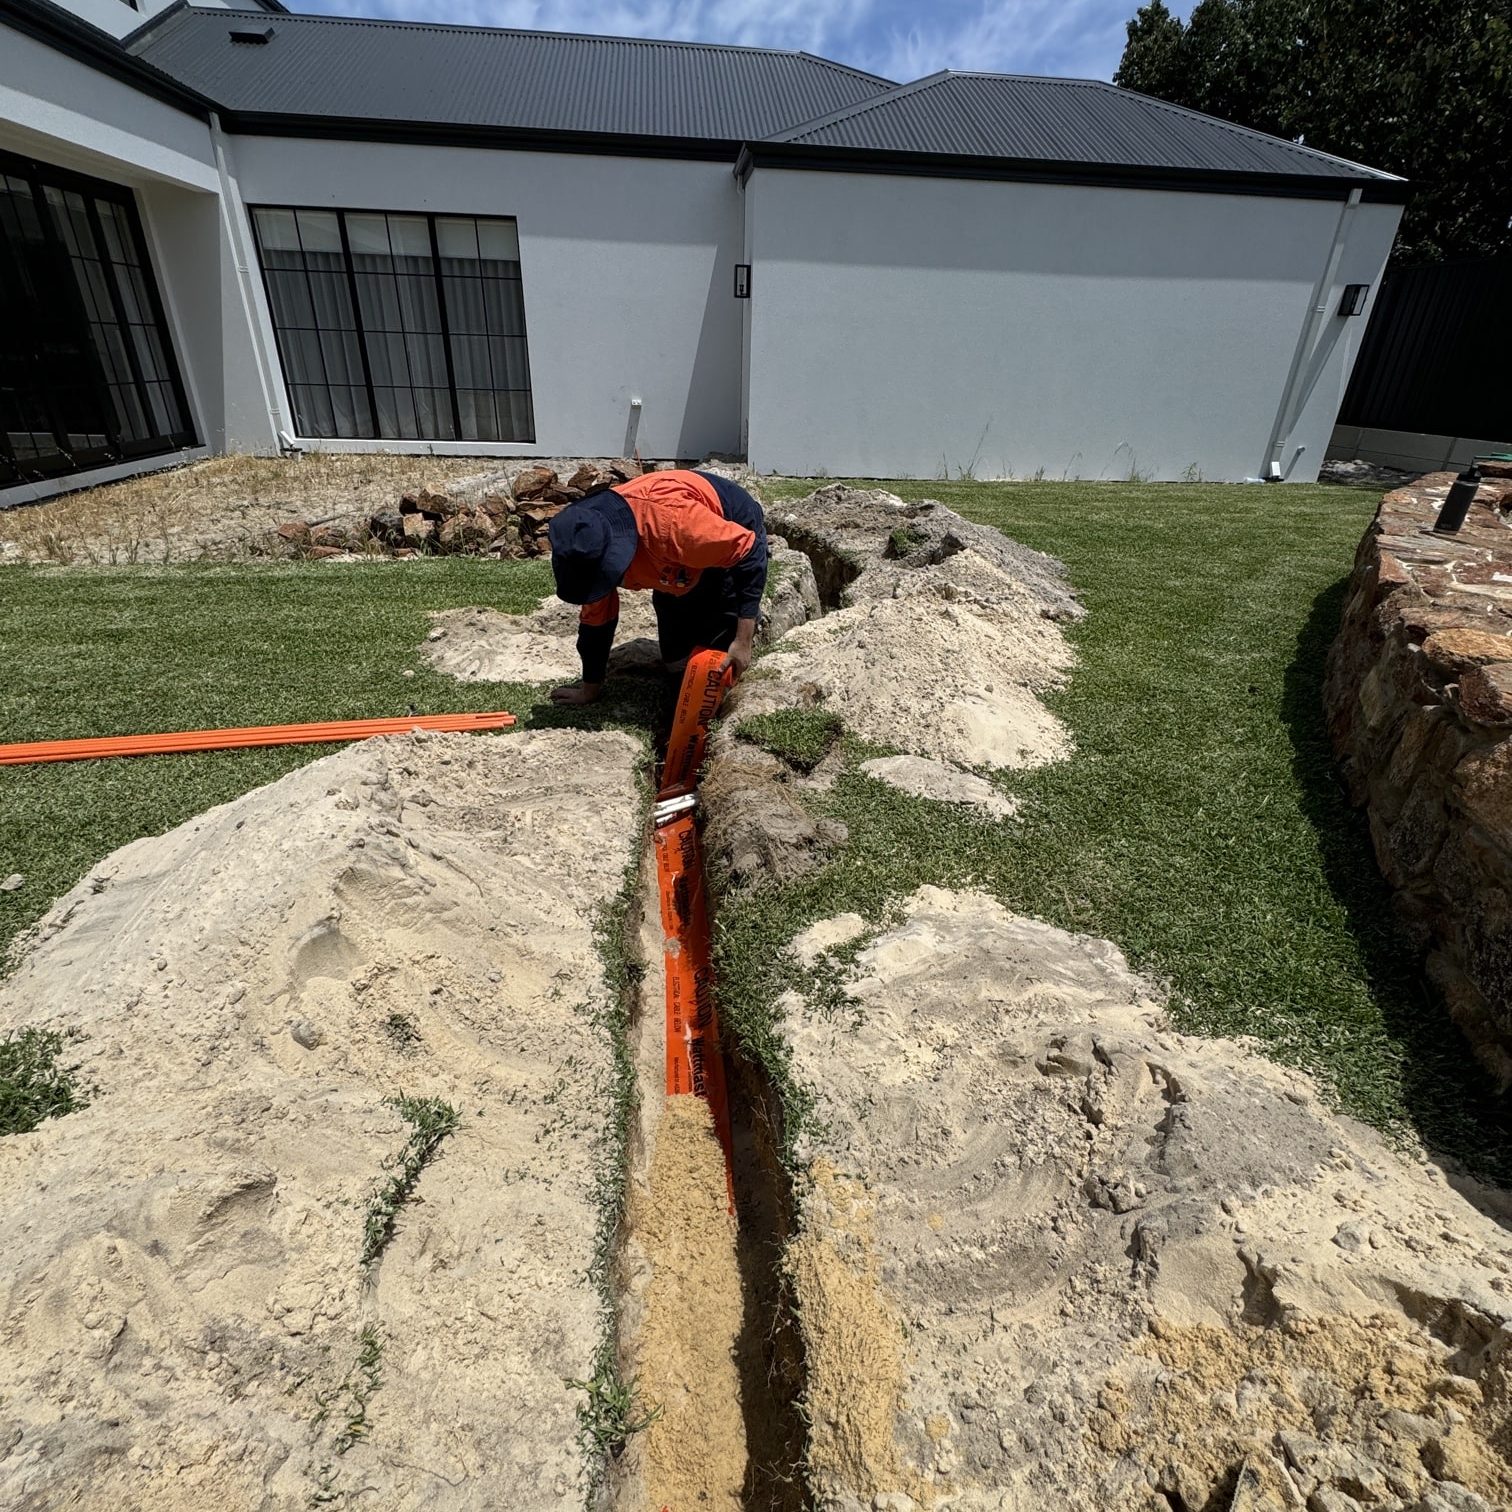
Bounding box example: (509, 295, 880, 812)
(250, 207, 535, 444)
(0, 150, 194, 488)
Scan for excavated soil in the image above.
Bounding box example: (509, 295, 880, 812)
(705, 483, 1072, 887)
(778, 887, 1512, 1512)
(747, 485, 1081, 774)
(426, 593, 663, 685)
(0, 729, 642, 1510)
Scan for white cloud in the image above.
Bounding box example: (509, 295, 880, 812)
(296, 0, 1142, 83)
(859, 0, 1131, 82)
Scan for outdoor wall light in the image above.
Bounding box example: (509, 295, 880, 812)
(1433, 465, 1482, 534)
(1338, 283, 1370, 316)
(734, 264, 751, 299)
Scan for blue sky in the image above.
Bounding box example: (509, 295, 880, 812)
(294, 0, 1187, 84)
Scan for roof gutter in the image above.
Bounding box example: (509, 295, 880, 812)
(219, 112, 747, 165)
(737, 140, 1409, 204)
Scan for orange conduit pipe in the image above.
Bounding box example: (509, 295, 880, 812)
(654, 649, 736, 1208)
(0, 711, 516, 766)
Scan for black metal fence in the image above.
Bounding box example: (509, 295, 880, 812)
(1339, 256, 1512, 440)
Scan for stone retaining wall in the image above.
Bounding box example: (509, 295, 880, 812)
(1325, 466, 1512, 1082)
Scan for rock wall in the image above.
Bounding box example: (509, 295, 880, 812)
(1324, 466, 1512, 1082)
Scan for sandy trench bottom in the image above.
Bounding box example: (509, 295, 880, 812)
(0, 728, 643, 1511)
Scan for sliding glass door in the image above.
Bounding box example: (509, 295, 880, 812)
(0, 150, 194, 487)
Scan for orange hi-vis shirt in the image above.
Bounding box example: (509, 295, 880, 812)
(578, 470, 758, 628)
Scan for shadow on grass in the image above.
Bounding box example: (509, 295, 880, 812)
(1281, 574, 1512, 1191)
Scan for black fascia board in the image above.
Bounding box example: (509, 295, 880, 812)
(1, 0, 212, 118)
(220, 112, 747, 164)
(735, 140, 1410, 204)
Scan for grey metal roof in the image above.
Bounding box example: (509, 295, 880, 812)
(128, 6, 892, 144)
(766, 70, 1400, 182)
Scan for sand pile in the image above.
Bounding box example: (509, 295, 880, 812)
(424, 542, 821, 686)
(779, 887, 1512, 1512)
(730, 484, 1080, 792)
(426, 593, 662, 684)
(0, 729, 642, 1510)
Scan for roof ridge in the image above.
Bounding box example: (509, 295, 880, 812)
(190, 4, 890, 83)
(1109, 81, 1401, 180)
(764, 69, 954, 144)
(938, 69, 1107, 86)
(795, 50, 893, 88)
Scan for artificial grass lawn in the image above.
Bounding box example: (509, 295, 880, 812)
(0, 558, 659, 965)
(726, 478, 1511, 1180)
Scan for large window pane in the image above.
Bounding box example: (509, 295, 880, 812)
(0, 150, 192, 483)
(478, 219, 520, 263)
(250, 206, 533, 443)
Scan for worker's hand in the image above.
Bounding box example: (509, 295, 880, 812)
(550, 681, 602, 707)
(720, 638, 754, 681)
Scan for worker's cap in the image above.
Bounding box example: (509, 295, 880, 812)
(548, 490, 637, 605)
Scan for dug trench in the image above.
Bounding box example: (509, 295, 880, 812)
(425, 535, 827, 1511)
(607, 844, 807, 1512)
(598, 482, 1080, 1511)
(603, 643, 811, 1512)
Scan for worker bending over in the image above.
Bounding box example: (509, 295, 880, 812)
(547, 469, 767, 706)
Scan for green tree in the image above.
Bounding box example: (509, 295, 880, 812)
(1115, 2, 1187, 101)
(1114, 0, 1512, 263)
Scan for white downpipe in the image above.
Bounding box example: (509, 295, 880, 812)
(1264, 186, 1362, 480)
(209, 112, 290, 442)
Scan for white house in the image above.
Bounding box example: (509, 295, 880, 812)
(0, 0, 1407, 504)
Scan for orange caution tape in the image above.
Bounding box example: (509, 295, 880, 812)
(659, 649, 732, 799)
(655, 649, 735, 1209)
(0, 711, 516, 766)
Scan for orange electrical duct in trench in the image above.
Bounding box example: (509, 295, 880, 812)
(0, 711, 516, 765)
(655, 649, 736, 1207)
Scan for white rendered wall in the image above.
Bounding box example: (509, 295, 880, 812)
(40, 0, 238, 43)
(228, 136, 746, 459)
(743, 169, 1402, 482)
(0, 21, 218, 190)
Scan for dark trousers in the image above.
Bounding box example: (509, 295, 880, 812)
(653, 567, 740, 664)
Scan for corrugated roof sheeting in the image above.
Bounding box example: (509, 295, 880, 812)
(130, 8, 891, 141)
(771, 71, 1396, 181)
(122, 5, 1400, 184)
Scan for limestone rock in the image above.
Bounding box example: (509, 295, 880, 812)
(1423, 629, 1512, 677)
(1324, 474, 1512, 1077)
(1459, 663, 1512, 727)
(510, 465, 557, 501)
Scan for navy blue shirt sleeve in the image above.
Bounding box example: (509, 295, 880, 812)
(697, 471, 768, 620)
